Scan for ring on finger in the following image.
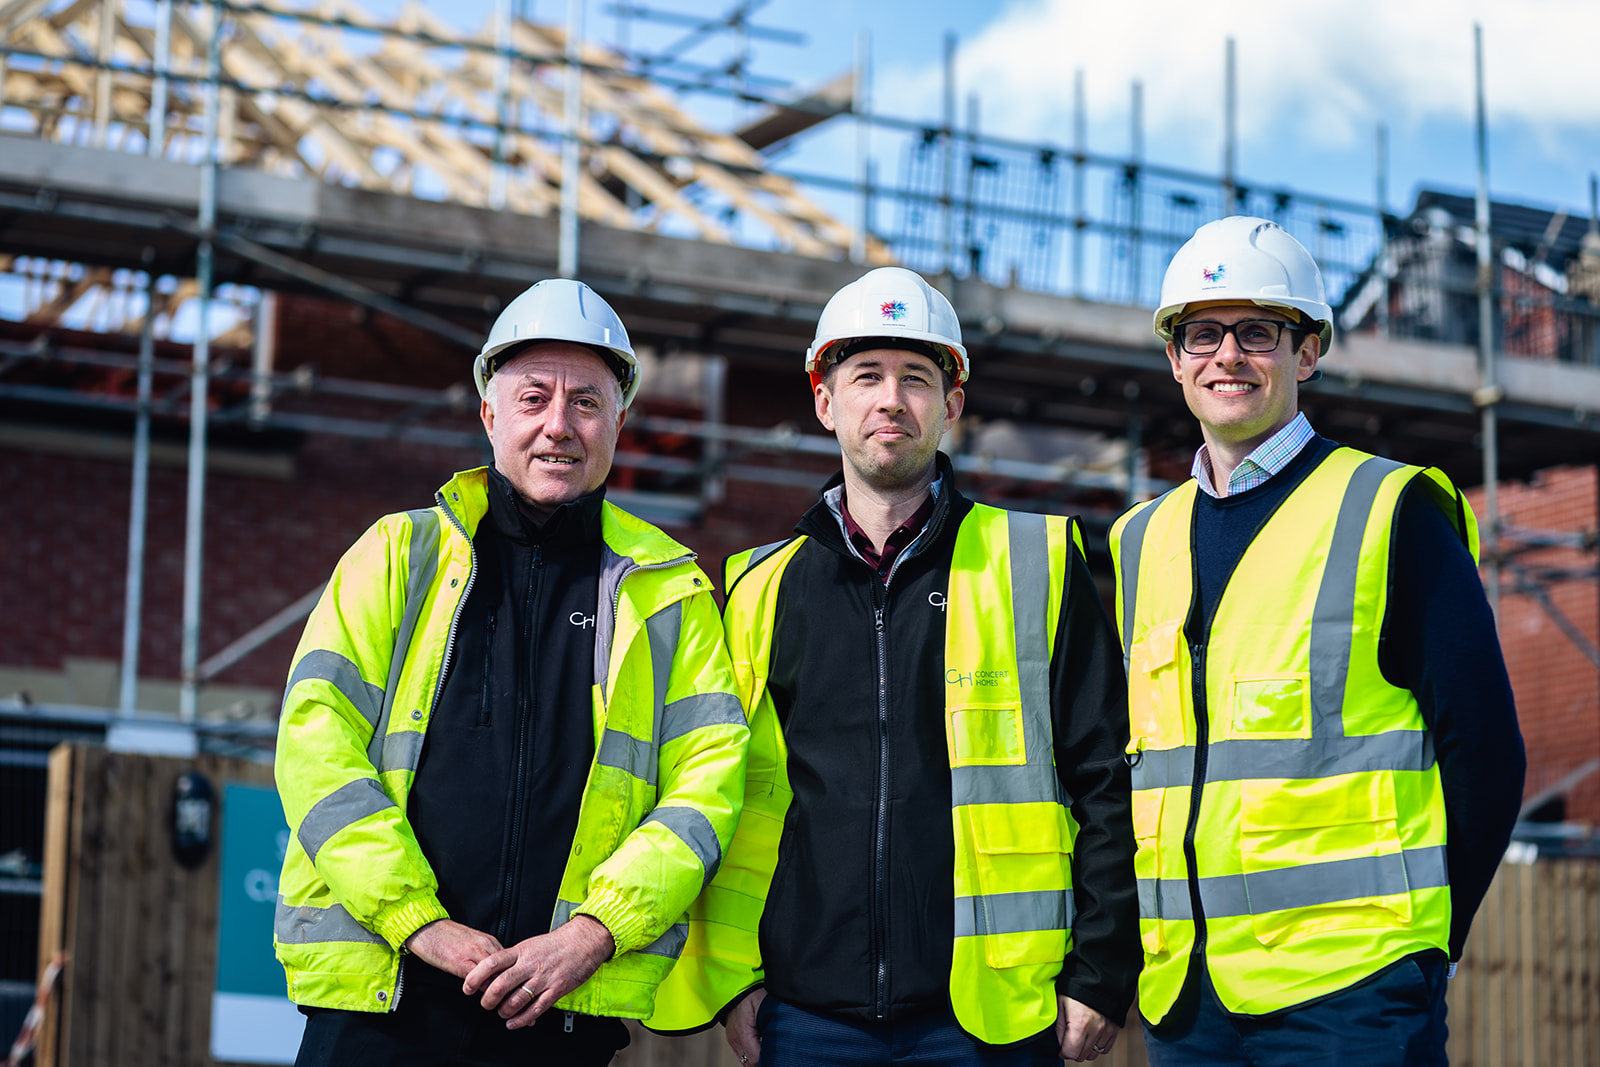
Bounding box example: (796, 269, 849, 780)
(521, 984, 536, 1000)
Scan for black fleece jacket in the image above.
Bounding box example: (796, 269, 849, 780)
(751, 455, 1140, 1033)
(407, 468, 603, 977)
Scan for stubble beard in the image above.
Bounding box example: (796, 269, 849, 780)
(844, 434, 940, 494)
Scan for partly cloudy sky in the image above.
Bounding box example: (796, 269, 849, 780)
(865, 0, 1600, 209)
(368, 0, 1600, 214)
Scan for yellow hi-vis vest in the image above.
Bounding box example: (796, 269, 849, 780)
(1109, 447, 1477, 1022)
(275, 467, 747, 1017)
(648, 503, 1082, 1044)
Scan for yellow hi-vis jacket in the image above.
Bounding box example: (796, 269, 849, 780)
(274, 467, 748, 1017)
(647, 504, 1081, 1044)
(1109, 447, 1476, 1022)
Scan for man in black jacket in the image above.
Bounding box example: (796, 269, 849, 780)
(648, 267, 1139, 1065)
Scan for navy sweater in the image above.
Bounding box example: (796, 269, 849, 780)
(1189, 435, 1524, 960)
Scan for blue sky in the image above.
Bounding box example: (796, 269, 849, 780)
(485, 0, 1600, 220)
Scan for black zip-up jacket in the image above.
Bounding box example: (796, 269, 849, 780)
(407, 467, 602, 976)
(752, 456, 1140, 1030)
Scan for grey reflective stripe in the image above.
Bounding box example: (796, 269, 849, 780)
(1137, 844, 1449, 922)
(284, 649, 384, 730)
(598, 728, 652, 779)
(1309, 456, 1405, 736)
(274, 896, 385, 945)
(954, 889, 1074, 938)
(638, 922, 690, 959)
(745, 539, 788, 573)
(368, 508, 440, 768)
(659, 692, 744, 746)
(298, 778, 395, 863)
(551, 899, 687, 959)
(379, 730, 426, 776)
(1115, 494, 1165, 672)
(644, 601, 682, 786)
(1130, 730, 1434, 791)
(1007, 512, 1055, 772)
(642, 805, 722, 886)
(594, 545, 636, 702)
(952, 763, 1064, 806)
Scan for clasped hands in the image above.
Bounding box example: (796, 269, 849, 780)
(403, 915, 614, 1029)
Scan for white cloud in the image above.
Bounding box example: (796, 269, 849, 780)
(872, 0, 1600, 165)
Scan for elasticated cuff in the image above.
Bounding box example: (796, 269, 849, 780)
(372, 891, 450, 949)
(573, 887, 648, 955)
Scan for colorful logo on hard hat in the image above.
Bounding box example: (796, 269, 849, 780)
(880, 300, 907, 321)
(1202, 264, 1226, 283)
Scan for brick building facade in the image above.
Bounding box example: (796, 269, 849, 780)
(3, 298, 1596, 829)
(1468, 467, 1600, 827)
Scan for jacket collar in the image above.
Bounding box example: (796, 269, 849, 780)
(797, 451, 964, 565)
(484, 464, 605, 547)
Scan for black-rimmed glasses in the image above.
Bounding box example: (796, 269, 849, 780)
(1173, 319, 1292, 355)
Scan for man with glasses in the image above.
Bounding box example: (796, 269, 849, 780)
(1110, 217, 1523, 1065)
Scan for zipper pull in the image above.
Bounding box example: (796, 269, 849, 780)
(564, 1010, 575, 1033)
(532, 545, 544, 568)
(875, 608, 884, 632)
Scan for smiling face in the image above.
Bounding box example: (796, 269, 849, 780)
(479, 343, 625, 523)
(1167, 302, 1320, 455)
(815, 347, 964, 492)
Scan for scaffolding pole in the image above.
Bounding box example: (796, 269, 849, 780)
(941, 31, 956, 276)
(148, 0, 172, 156)
(1375, 123, 1389, 338)
(558, 0, 584, 278)
(490, 0, 513, 210)
(1129, 80, 1143, 302)
(1072, 68, 1085, 298)
(1474, 22, 1501, 624)
(850, 29, 870, 266)
(118, 265, 156, 716)
(1223, 37, 1237, 216)
(179, 0, 223, 722)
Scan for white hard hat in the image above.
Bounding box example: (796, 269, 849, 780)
(805, 266, 968, 389)
(1153, 216, 1334, 353)
(474, 279, 641, 408)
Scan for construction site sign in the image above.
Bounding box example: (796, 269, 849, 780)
(212, 783, 304, 1064)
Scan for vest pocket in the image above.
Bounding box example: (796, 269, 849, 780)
(1230, 674, 1311, 739)
(965, 803, 1071, 968)
(1239, 773, 1411, 946)
(1129, 620, 1184, 749)
(1131, 787, 1166, 956)
(946, 702, 1026, 767)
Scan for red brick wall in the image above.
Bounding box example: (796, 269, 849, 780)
(0, 432, 479, 692)
(1467, 466, 1600, 826)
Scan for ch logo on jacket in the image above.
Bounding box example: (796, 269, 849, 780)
(569, 612, 596, 629)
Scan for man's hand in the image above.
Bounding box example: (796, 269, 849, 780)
(463, 914, 615, 1029)
(403, 919, 503, 979)
(725, 987, 766, 1065)
(1055, 995, 1120, 1062)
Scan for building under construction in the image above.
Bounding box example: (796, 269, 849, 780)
(0, 0, 1598, 1061)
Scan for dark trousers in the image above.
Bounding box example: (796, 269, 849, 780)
(757, 996, 1060, 1067)
(1144, 952, 1450, 1067)
(293, 964, 629, 1067)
